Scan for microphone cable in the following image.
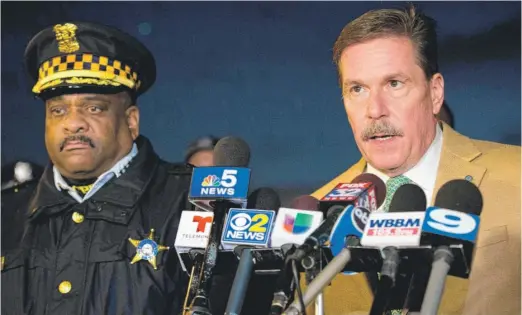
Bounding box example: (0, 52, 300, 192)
(290, 259, 307, 315)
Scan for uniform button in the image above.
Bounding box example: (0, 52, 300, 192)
(58, 281, 72, 294)
(72, 212, 84, 223)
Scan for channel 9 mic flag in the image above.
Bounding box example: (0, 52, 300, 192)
(422, 206, 480, 243)
(189, 167, 251, 210)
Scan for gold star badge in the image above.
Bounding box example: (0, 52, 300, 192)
(128, 229, 169, 270)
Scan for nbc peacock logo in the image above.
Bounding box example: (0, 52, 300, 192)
(201, 175, 221, 187)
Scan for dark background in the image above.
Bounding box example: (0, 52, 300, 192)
(2, 1, 520, 200)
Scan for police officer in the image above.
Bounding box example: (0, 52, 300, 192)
(184, 136, 220, 167)
(1, 22, 191, 315)
(1, 161, 44, 251)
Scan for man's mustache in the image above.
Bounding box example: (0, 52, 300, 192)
(60, 135, 95, 151)
(361, 121, 404, 141)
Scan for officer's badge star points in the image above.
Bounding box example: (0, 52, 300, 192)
(128, 229, 169, 270)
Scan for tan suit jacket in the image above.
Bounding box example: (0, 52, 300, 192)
(307, 123, 521, 315)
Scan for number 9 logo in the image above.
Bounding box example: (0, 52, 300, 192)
(221, 169, 237, 188)
(427, 209, 477, 234)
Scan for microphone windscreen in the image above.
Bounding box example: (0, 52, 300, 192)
(434, 179, 483, 215)
(213, 136, 251, 167)
(389, 183, 427, 213)
(351, 173, 386, 207)
(290, 195, 319, 211)
(247, 187, 281, 210)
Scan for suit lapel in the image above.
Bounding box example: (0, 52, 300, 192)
(311, 158, 366, 199)
(431, 123, 487, 206)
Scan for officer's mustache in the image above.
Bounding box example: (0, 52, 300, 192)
(361, 121, 404, 141)
(60, 135, 95, 151)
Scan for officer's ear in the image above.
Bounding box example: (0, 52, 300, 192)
(121, 92, 140, 140)
(126, 105, 140, 140)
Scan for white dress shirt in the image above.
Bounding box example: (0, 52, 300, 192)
(366, 123, 443, 207)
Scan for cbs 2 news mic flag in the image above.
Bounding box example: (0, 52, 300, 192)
(221, 209, 276, 247)
(189, 167, 251, 211)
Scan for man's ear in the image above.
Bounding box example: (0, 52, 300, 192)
(430, 73, 445, 115)
(126, 105, 140, 140)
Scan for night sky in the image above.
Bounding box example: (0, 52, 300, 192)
(2, 1, 520, 191)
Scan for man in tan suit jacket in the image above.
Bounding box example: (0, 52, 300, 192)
(304, 5, 521, 315)
(311, 122, 520, 315)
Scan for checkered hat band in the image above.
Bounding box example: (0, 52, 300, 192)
(33, 53, 140, 93)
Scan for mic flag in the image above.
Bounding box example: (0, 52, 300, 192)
(270, 195, 323, 248)
(188, 136, 252, 211)
(221, 209, 276, 247)
(174, 210, 214, 272)
(421, 179, 483, 278)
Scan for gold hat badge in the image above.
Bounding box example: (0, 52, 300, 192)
(128, 229, 169, 270)
(53, 23, 80, 53)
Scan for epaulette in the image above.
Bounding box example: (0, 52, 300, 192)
(1, 180, 39, 195)
(166, 163, 194, 176)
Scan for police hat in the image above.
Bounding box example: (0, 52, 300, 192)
(24, 21, 156, 100)
(184, 136, 220, 162)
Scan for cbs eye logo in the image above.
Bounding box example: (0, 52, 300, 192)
(230, 213, 269, 232)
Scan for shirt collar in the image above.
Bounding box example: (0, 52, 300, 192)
(367, 123, 443, 199)
(53, 142, 139, 202)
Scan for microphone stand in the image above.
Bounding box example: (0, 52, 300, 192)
(189, 200, 237, 315)
(420, 246, 454, 315)
(183, 250, 205, 314)
(283, 249, 351, 315)
(302, 250, 325, 315)
(270, 244, 298, 315)
(368, 247, 400, 315)
(224, 246, 256, 315)
(283, 235, 363, 315)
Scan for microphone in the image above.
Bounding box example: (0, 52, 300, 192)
(282, 174, 386, 315)
(419, 179, 483, 315)
(363, 184, 427, 315)
(175, 210, 214, 273)
(188, 136, 251, 315)
(224, 187, 281, 315)
(289, 173, 386, 262)
(270, 196, 323, 248)
(291, 195, 320, 210)
(188, 136, 251, 211)
(269, 196, 323, 315)
(174, 210, 215, 313)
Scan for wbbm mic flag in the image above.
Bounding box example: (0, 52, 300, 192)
(189, 167, 251, 210)
(361, 212, 426, 248)
(221, 209, 276, 247)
